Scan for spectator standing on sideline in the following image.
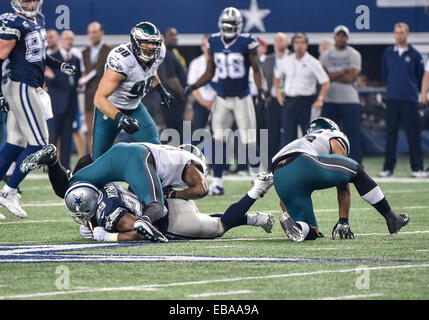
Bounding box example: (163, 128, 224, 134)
(80, 22, 111, 152)
(158, 27, 187, 143)
(318, 39, 333, 56)
(319, 25, 363, 163)
(274, 32, 330, 146)
(46, 29, 59, 56)
(378, 23, 426, 178)
(262, 33, 289, 168)
(45, 30, 82, 170)
(187, 34, 217, 145)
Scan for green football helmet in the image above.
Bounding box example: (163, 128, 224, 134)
(130, 21, 162, 64)
(306, 117, 340, 134)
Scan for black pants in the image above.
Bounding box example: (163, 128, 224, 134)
(191, 100, 210, 146)
(262, 97, 282, 168)
(49, 104, 77, 170)
(161, 97, 185, 144)
(383, 99, 423, 172)
(281, 95, 315, 146)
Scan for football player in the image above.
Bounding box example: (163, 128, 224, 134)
(21, 142, 211, 222)
(269, 117, 409, 242)
(92, 21, 173, 160)
(0, 0, 75, 218)
(184, 7, 265, 195)
(67, 174, 274, 242)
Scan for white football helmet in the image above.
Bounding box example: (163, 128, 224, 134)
(218, 7, 243, 39)
(11, 0, 43, 18)
(64, 182, 101, 224)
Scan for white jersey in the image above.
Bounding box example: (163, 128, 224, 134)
(138, 143, 208, 190)
(272, 129, 350, 163)
(105, 43, 166, 110)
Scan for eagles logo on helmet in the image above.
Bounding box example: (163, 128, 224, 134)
(130, 21, 163, 65)
(218, 7, 243, 39)
(306, 117, 340, 134)
(11, 0, 43, 19)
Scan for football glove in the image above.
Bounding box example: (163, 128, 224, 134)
(0, 94, 9, 112)
(115, 112, 141, 134)
(93, 226, 118, 242)
(79, 224, 93, 240)
(184, 85, 197, 98)
(255, 89, 267, 110)
(60, 63, 76, 75)
(331, 222, 355, 239)
(156, 84, 174, 109)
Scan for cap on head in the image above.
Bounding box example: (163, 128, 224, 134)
(334, 25, 350, 37)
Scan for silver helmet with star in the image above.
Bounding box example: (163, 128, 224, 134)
(64, 182, 101, 224)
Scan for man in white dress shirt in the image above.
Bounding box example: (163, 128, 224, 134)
(274, 32, 330, 146)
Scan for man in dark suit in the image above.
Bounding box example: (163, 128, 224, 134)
(45, 30, 82, 170)
(158, 27, 187, 143)
(80, 22, 111, 152)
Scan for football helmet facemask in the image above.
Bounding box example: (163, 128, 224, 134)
(218, 7, 243, 39)
(64, 182, 101, 224)
(130, 22, 162, 64)
(11, 0, 43, 19)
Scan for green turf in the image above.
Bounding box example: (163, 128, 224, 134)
(0, 155, 428, 300)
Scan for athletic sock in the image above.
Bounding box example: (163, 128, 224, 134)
(7, 145, 42, 189)
(48, 161, 70, 198)
(221, 194, 256, 229)
(0, 143, 24, 179)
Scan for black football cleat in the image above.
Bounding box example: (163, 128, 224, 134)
(386, 212, 409, 234)
(134, 216, 168, 243)
(20, 144, 57, 174)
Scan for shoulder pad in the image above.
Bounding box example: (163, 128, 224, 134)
(107, 45, 131, 75)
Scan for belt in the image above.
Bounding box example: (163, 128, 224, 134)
(271, 152, 303, 172)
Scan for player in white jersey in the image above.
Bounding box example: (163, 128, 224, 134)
(269, 117, 409, 242)
(92, 21, 173, 160)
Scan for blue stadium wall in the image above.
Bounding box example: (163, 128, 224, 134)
(1, 0, 429, 35)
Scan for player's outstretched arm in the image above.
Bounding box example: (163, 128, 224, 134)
(184, 50, 215, 97)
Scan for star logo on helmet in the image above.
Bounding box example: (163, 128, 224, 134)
(73, 194, 86, 209)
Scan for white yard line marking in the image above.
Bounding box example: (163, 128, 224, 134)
(1, 263, 428, 300)
(21, 203, 64, 207)
(320, 293, 383, 300)
(187, 290, 252, 298)
(0, 219, 71, 225)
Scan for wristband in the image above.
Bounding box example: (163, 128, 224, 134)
(114, 112, 124, 121)
(169, 190, 177, 199)
(107, 233, 119, 242)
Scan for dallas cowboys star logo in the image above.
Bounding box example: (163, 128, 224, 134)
(73, 194, 86, 209)
(240, 0, 271, 33)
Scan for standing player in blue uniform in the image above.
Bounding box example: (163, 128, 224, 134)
(185, 7, 265, 195)
(0, 0, 75, 218)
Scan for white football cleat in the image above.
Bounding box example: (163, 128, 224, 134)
(279, 212, 304, 242)
(252, 212, 275, 233)
(208, 183, 225, 196)
(249, 172, 273, 198)
(0, 190, 27, 218)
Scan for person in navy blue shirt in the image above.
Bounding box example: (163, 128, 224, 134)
(184, 7, 265, 195)
(0, 0, 75, 218)
(378, 23, 426, 178)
